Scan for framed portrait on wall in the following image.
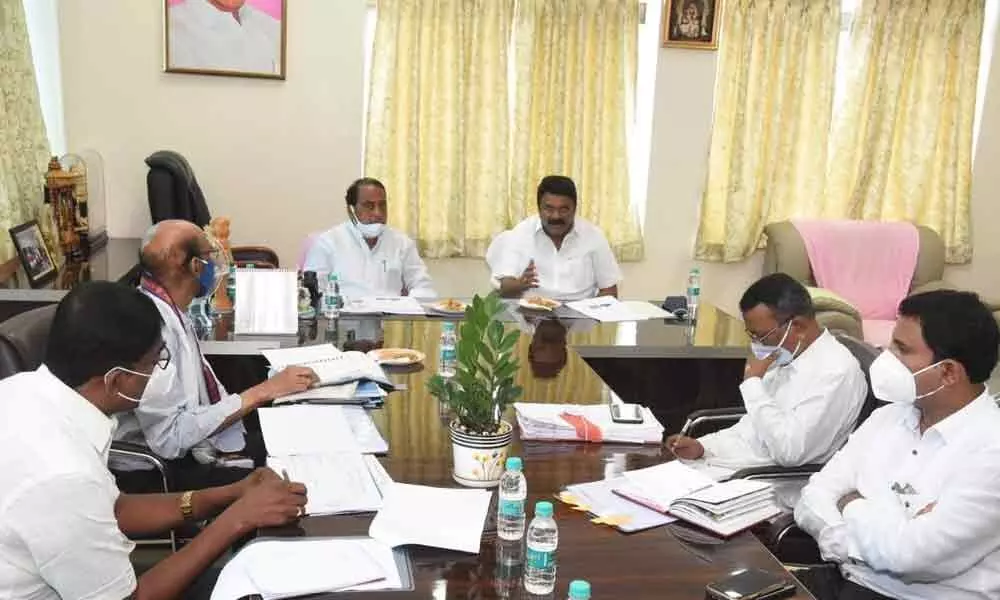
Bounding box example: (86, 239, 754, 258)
(9, 221, 56, 288)
(663, 0, 720, 50)
(164, 0, 287, 79)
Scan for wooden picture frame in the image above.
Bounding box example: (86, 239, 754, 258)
(9, 220, 57, 288)
(663, 0, 720, 50)
(164, 0, 287, 80)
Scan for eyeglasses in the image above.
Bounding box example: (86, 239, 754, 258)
(746, 320, 790, 344)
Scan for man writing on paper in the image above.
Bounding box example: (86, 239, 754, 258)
(665, 273, 867, 478)
(113, 220, 317, 491)
(492, 175, 621, 301)
(303, 177, 436, 299)
(795, 290, 1000, 600)
(0, 281, 307, 600)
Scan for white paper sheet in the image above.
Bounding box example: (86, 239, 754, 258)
(565, 478, 675, 532)
(234, 269, 298, 335)
(210, 538, 401, 600)
(267, 452, 383, 515)
(565, 297, 670, 322)
(369, 483, 492, 554)
(618, 461, 716, 511)
(343, 405, 389, 454)
(342, 296, 427, 316)
(258, 405, 362, 456)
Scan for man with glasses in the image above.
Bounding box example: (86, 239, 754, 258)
(113, 220, 317, 491)
(665, 273, 867, 477)
(0, 281, 308, 600)
(492, 175, 621, 301)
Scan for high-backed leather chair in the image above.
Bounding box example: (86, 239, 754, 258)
(145, 150, 280, 268)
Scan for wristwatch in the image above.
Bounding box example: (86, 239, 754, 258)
(180, 490, 194, 520)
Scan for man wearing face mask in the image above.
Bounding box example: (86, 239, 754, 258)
(0, 281, 308, 600)
(795, 290, 1000, 600)
(665, 273, 867, 477)
(303, 177, 436, 298)
(113, 220, 317, 491)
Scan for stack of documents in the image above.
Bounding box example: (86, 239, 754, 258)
(514, 403, 664, 444)
(369, 482, 492, 554)
(613, 462, 780, 537)
(262, 344, 393, 391)
(234, 269, 299, 334)
(258, 405, 387, 455)
(560, 478, 674, 533)
(342, 296, 426, 316)
(273, 380, 388, 408)
(210, 537, 406, 599)
(564, 298, 675, 322)
(267, 453, 387, 515)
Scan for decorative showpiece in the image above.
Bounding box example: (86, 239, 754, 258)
(206, 216, 234, 313)
(9, 220, 56, 288)
(45, 155, 90, 288)
(164, 0, 287, 79)
(428, 293, 522, 487)
(663, 0, 720, 49)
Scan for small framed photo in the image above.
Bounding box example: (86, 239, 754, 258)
(663, 0, 721, 50)
(9, 220, 56, 288)
(164, 0, 287, 79)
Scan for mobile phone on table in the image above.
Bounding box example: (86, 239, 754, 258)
(609, 403, 644, 424)
(706, 568, 796, 600)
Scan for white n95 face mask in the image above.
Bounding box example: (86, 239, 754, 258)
(356, 221, 385, 239)
(869, 350, 945, 405)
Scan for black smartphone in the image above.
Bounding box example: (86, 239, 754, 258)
(705, 568, 796, 600)
(609, 403, 644, 424)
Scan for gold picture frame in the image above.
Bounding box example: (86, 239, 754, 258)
(164, 0, 287, 80)
(663, 0, 721, 50)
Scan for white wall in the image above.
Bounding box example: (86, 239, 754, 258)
(57, 1, 1000, 315)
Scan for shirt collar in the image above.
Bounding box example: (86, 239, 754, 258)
(532, 216, 578, 242)
(923, 388, 997, 443)
(187, 0, 253, 27)
(783, 328, 833, 373)
(36, 365, 115, 458)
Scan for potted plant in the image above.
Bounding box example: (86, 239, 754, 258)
(428, 293, 523, 487)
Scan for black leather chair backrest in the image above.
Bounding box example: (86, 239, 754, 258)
(0, 305, 57, 380)
(833, 333, 886, 429)
(145, 150, 211, 228)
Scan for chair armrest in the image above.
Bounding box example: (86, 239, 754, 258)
(110, 441, 171, 493)
(729, 463, 824, 481)
(680, 408, 746, 437)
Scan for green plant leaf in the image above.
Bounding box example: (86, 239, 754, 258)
(501, 330, 520, 352)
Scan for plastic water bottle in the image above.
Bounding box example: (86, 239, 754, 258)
(494, 537, 524, 599)
(322, 273, 342, 319)
(568, 580, 591, 600)
(524, 501, 558, 595)
(686, 266, 701, 322)
(439, 322, 457, 378)
(498, 457, 527, 540)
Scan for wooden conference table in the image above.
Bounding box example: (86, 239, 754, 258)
(199, 309, 811, 599)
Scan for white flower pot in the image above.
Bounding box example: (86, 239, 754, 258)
(449, 420, 514, 488)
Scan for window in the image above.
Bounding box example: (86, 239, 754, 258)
(22, 0, 66, 156)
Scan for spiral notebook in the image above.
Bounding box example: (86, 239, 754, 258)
(234, 268, 298, 335)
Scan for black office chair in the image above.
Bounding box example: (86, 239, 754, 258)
(0, 304, 177, 551)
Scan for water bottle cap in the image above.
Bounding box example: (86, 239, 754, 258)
(535, 501, 553, 518)
(442, 322, 456, 331)
(328, 272, 339, 281)
(505, 457, 522, 471)
(569, 580, 591, 598)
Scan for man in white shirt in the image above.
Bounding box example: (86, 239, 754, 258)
(795, 290, 1000, 600)
(303, 177, 437, 299)
(665, 273, 867, 478)
(168, 0, 281, 76)
(492, 175, 622, 301)
(0, 281, 307, 600)
(114, 220, 316, 491)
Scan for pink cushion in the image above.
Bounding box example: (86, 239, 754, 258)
(862, 319, 896, 349)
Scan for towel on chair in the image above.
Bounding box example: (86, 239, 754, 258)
(792, 220, 919, 321)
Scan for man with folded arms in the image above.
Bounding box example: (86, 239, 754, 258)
(113, 220, 316, 491)
(795, 290, 1000, 600)
(665, 273, 867, 478)
(0, 281, 307, 600)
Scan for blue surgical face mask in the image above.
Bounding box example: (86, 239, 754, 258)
(749, 322, 801, 366)
(194, 257, 216, 298)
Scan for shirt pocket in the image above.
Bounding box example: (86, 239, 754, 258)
(557, 253, 594, 289)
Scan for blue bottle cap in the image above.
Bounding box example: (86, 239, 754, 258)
(535, 501, 553, 518)
(505, 457, 522, 471)
(569, 580, 591, 599)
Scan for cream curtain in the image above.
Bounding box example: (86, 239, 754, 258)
(365, 0, 514, 258)
(695, 0, 841, 262)
(510, 0, 643, 261)
(0, 0, 50, 263)
(824, 0, 984, 263)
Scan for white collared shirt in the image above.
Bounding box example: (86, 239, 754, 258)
(303, 222, 436, 300)
(113, 290, 245, 468)
(696, 330, 868, 475)
(491, 216, 622, 301)
(0, 367, 136, 600)
(795, 391, 1000, 600)
(168, 0, 280, 75)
